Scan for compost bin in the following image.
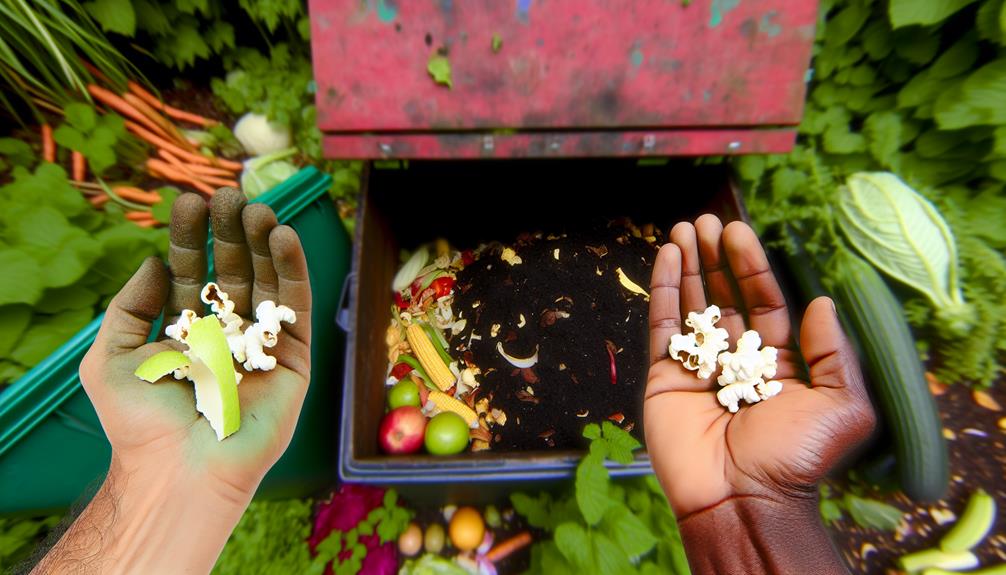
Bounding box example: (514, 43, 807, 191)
(309, 0, 818, 501)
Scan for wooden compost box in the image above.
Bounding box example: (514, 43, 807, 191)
(310, 0, 817, 499)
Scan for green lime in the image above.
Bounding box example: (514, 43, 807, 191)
(424, 412, 470, 455)
(388, 379, 421, 409)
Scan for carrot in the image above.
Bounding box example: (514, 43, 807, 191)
(134, 219, 159, 228)
(126, 120, 243, 171)
(158, 150, 239, 188)
(87, 85, 176, 146)
(41, 124, 55, 162)
(127, 81, 219, 127)
(111, 186, 161, 205)
(485, 532, 532, 564)
(72, 151, 86, 181)
(122, 92, 194, 151)
(88, 193, 110, 207)
(147, 159, 216, 196)
(125, 211, 154, 222)
(80, 60, 111, 85)
(157, 149, 239, 176)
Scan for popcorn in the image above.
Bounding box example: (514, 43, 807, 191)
(715, 330, 783, 412)
(668, 305, 730, 379)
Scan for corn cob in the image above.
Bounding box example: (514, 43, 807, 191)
(406, 323, 455, 391)
(428, 390, 478, 427)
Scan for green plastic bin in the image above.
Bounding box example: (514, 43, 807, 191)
(0, 167, 349, 515)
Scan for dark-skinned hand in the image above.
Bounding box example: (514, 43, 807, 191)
(644, 215, 876, 519)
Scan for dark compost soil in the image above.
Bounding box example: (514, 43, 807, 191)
(828, 381, 1006, 574)
(448, 221, 660, 451)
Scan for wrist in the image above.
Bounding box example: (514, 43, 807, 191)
(678, 494, 848, 575)
(103, 455, 252, 574)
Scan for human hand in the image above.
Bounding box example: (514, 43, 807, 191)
(644, 215, 876, 519)
(79, 188, 312, 502)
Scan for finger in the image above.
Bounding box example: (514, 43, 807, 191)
(695, 214, 745, 340)
(242, 203, 280, 310)
(210, 188, 253, 316)
(168, 193, 207, 319)
(270, 225, 312, 378)
(669, 222, 707, 316)
(800, 297, 867, 400)
(648, 243, 682, 366)
(722, 221, 791, 348)
(94, 257, 169, 355)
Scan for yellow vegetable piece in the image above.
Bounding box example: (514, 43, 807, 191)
(134, 350, 190, 383)
(428, 390, 478, 427)
(615, 267, 650, 300)
(406, 323, 454, 391)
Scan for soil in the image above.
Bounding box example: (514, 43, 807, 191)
(828, 381, 1006, 574)
(448, 220, 661, 451)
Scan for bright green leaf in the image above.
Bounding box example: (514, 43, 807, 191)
(894, 28, 941, 65)
(0, 250, 43, 306)
(152, 187, 180, 224)
(820, 498, 844, 523)
(827, 3, 870, 46)
(64, 103, 97, 132)
(0, 305, 32, 357)
(36, 286, 99, 314)
(864, 111, 903, 168)
(603, 506, 658, 559)
(843, 494, 903, 531)
(0, 138, 34, 168)
(85, 0, 136, 36)
(427, 55, 452, 88)
(492, 33, 503, 52)
(10, 308, 93, 366)
(582, 423, 601, 440)
(889, 0, 975, 29)
(861, 20, 893, 60)
(511, 492, 553, 528)
(929, 34, 979, 80)
(575, 451, 610, 525)
(554, 523, 591, 567)
(52, 126, 86, 152)
(592, 531, 635, 575)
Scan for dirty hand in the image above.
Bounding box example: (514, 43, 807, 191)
(80, 187, 312, 501)
(644, 215, 875, 575)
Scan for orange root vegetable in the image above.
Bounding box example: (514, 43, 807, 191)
(80, 60, 111, 85)
(72, 151, 86, 181)
(158, 150, 235, 187)
(41, 124, 55, 162)
(127, 121, 210, 165)
(485, 532, 532, 564)
(157, 149, 239, 176)
(127, 81, 219, 127)
(147, 159, 216, 196)
(122, 93, 194, 152)
(87, 85, 176, 145)
(125, 211, 154, 222)
(196, 175, 239, 188)
(88, 193, 110, 207)
(112, 186, 161, 205)
(134, 219, 159, 228)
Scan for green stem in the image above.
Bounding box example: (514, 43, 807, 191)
(395, 354, 436, 391)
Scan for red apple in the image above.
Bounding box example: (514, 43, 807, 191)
(379, 406, 427, 454)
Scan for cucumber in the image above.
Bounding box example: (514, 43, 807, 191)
(829, 250, 948, 501)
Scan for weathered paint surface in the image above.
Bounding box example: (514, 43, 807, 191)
(309, 0, 817, 158)
(323, 128, 796, 159)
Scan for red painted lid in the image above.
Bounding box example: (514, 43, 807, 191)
(310, 0, 816, 134)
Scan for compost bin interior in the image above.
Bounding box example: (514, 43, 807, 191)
(343, 158, 747, 483)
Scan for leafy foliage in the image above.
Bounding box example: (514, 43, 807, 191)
(740, 0, 1006, 386)
(818, 484, 904, 531)
(0, 159, 167, 390)
(53, 103, 129, 175)
(212, 499, 313, 575)
(0, 515, 61, 571)
(513, 425, 690, 574)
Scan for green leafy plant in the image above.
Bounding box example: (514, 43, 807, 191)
(52, 102, 128, 175)
(212, 499, 313, 575)
(308, 489, 413, 575)
(739, 0, 1006, 386)
(0, 514, 61, 570)
(0, 0, 135, 120)
(0, 160, 167, 389)
(819, 484, 904, 531)
(512, 423, 691, 575)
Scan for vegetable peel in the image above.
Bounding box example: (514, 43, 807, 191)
(134, 350, 191, 383)
(615, 267, 649, 300)
(185, 316, 241, 441)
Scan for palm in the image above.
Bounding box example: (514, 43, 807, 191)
(643, 216, 874, 518)
(80, 189, 312, 494)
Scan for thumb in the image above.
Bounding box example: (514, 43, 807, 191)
(799, 296, 868, 400)
(94, 257, 169, 355)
